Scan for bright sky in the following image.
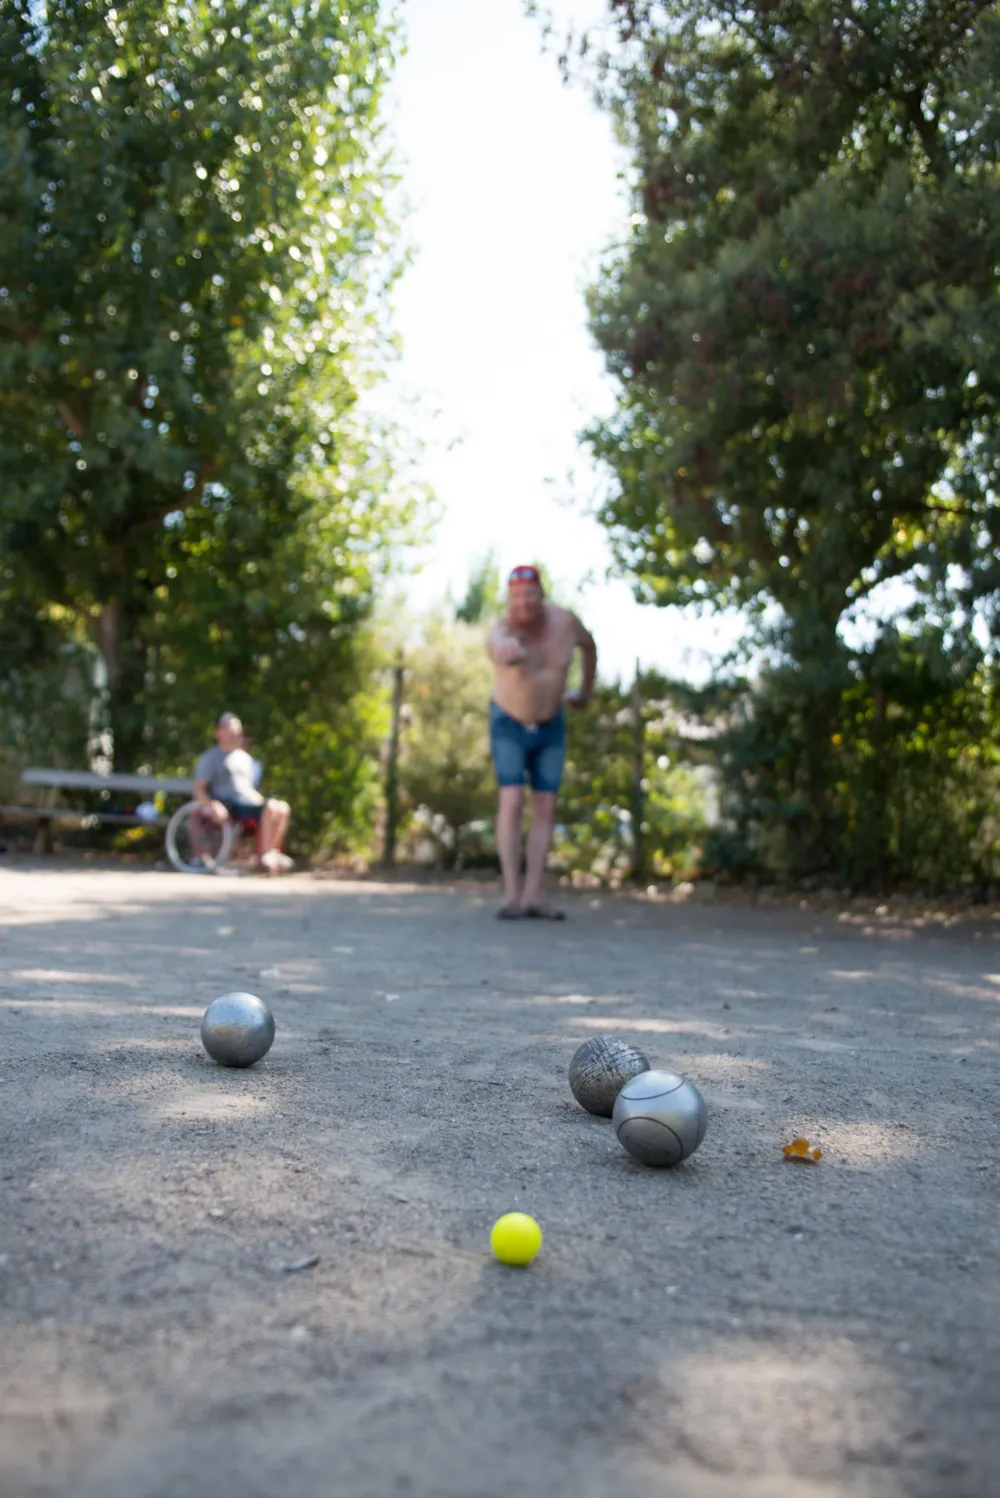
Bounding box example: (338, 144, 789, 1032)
(382, 0, 747, 683)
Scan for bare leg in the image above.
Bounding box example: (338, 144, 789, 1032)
(259, 800, 293, 873)
(495, 785, 525, 908)
(520, 790, 557, 911)
(258, 802, 280, 856)
(193, 801, 228, 862)
(267, 800, 290, 850)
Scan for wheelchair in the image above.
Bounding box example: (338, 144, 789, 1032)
(165, 800, 261, 874)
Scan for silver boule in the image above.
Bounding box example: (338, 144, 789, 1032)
(569, 1035, 651, 1117)
(201, 991, 275, 1068)
(612, 1068, 707, 1167)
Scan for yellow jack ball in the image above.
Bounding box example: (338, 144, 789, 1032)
(490, 1212, 542, 1266)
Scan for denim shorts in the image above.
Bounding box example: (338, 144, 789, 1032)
(489, 702, 566, 793)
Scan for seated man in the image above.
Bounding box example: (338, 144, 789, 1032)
(193, 712, 292, 874)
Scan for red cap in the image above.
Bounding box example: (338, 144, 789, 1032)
(508, 564, 541, 586)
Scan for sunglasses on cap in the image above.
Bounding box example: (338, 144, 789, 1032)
(508, 565, 541, 585)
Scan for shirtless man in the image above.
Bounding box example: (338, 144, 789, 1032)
(487, 565, 597, 919)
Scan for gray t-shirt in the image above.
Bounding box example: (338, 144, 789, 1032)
(194, 746, 264, 807)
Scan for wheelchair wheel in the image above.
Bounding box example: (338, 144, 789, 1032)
(165, 800, 235, 874)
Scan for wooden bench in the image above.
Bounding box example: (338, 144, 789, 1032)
(0, 769, 195, 854)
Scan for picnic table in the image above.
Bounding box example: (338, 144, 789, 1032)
(1, 769, 195, 854)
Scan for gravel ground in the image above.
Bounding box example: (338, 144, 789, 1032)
(1, 864, 998, 1498)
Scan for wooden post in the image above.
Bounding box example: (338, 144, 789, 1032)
(383, 653, 405, 867)
(872, 681, 887, 894)
(630, 660, 645, 883)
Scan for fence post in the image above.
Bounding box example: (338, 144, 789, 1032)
(383, 652, 405, 867)
(871, 681, 887, 893)
(630, 659, 645, 883)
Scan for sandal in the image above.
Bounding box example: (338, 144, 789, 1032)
(496, 902, 524, 920)
(521, 904, 566, 921)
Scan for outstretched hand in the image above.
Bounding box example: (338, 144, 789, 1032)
(495, 636, 526, 665)
(565, 687, 592, 710)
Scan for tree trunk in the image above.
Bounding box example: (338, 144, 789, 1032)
(789, 614, 849, 878)
(630, 661, 646, 883)
(382, 653, 405, 866)
(799, 688, 840, 876)
(97, 599, 148, 772)
(870, 682, 888, 893)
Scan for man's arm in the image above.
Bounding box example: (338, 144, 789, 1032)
(193, 750, 219, 810)
(487, 621, 526, 666)
(574, 615, 597, 698)
(194, 773, 228, 822)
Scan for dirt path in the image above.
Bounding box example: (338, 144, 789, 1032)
(1, 864, 998, 1498)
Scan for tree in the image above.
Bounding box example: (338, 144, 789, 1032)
(454, 550, 503, 625)
(556, 671, 712, 884)
(0, 0, 408, 774)
(0, 591, 95, 799)
(683, 627, 1000, 889)
(396, 612, 496, 867)
(565, 0, 1000, 881)
(584, 1, 1000, 661)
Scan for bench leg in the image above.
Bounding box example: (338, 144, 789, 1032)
(34, 820, 55, 855)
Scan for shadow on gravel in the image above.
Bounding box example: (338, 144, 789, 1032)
(1, 869, 998, 1497)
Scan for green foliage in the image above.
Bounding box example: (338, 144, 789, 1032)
(568, 0, 1000, 889)
(0, 0, 412, 838)
(555, 684, 634, 879)
(395, 613, 497, 867)
(366, 591, 715, 882)
(0, 599, 96, 800)
(685, 630, 1000, 890)
(835, 634, 1000, 888)
(586, 1, 1000, 655)
(454, 551, 503, 625)
(252, 643, 387, 857)
(388, 597, 713, 883)
(555, 673, 712, 883)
